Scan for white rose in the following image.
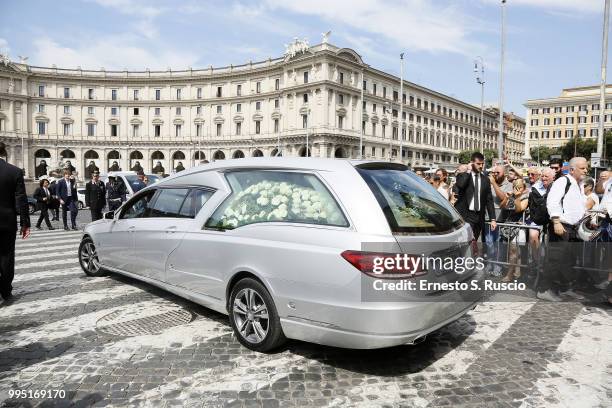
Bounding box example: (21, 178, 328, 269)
(312, 202, 322, 211)
(271, 196, 282, 206)
(301, 191, 310, 200)
(277, 208, 288, 218)
(291, 206, 300, 215)
(310, 194, 321, 203)
(241, 204, 247, 214)
(256, 197, 269, 206)
(278, 203, 287, 211)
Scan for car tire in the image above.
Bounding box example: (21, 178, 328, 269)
(229, 278, 286, 352)
(78, 237, 106, 277)
(28, 203, 36, 214)
(78, 201, 84, 210)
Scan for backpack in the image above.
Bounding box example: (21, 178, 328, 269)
(528, 176, 571, 226)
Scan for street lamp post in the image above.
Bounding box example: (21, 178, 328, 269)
(306, 108, 311, 157)
(598, 0, 610, 156)
(399, 53, 404, 164)
(497, 0, 507, 160)
(474, 57, 485, 153)
(385, 103, 392, 162)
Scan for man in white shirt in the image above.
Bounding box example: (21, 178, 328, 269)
(539, 157, 588, 302)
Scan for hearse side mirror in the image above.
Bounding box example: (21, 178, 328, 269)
(104, 211, 115, 220)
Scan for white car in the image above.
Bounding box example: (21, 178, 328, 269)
(99, 171, 161, 200)
(80, 158, 481, 351)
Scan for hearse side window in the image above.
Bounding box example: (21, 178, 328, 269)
(120, 190, 156, 219)
(148, 188, 190, 218)
(205, 170, 348, 229)
(178, 189, 214, 218)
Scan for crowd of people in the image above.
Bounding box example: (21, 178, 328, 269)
(32, 170, 152, 231)
(420, 152, 612, 303)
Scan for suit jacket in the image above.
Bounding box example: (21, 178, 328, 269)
(0, 158, 30, 232)
(57, 178, 78, 203)
(33, 186, 52, 211)
(454, 171, 496, 221)
(85, 180, 106, 209)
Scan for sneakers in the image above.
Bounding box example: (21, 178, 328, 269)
(71, 226, 78, 230)
(559, 289, 585, 300)
(35, 226, 42, 230)
(594, 280, 610, 290)
(536, 290, 562, 302)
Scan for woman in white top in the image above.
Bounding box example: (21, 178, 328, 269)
(582, 177, 599, 210)
(434, 169, 450, 200)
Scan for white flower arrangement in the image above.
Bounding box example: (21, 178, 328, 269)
(213, 180, 344, 229)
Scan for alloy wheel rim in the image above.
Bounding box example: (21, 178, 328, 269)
(80, 242, 99, 273)
(232, 288, 269, 344)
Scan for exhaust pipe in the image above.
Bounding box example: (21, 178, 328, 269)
(410, 335, 427, 345)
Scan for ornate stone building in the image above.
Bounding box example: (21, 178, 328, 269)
(0, 39, 499, 179)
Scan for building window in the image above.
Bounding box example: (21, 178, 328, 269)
(155, 89, 161, 100)
(338, 94, 344, 104)
(371, 146, 375, 157)
(606, 103, 612, 110)
(196, 105, 202, 115)
(363, 101, 366, 110)
(363, 80, 367, 90)
(197, 87, 202, 99)
(216, 123, 222, 136)
(111, 107, 118, 116)
(372, 123, 377, 136)
(255, 121, 261, 134)
(590, 128, 598, 137)
(591, 115, 600, 123)
(373, 103, 377, 113)
(110, 124, 118, 137)
(154, 125, 161, 137)
(133, 124, 139, 137)
(592, 103, 600, 110)
(382, 124, 386, 138)
(303, 93, 308, 103)
(87, 123, 95, 137)
(64, 87, 70, 98)
(237, 84, 242, 96)
(111, 89, 117, 100)
(542, 107, 550, 113)
(393, 91, 398, 102)
(531, 109, 539, 115)
(133, 89, 139, 100)
(338, 116, 343, 129)
(256, 101, 261, 110)
(88, 88, 94, 99)
(176, 107, 181, 115)
(579, 116, 587, 124)
(37, 122, 46, 135)
(87, 106, 94, 115)
(543, 118, 550, 125)
(38, 85, 45, 97)
(362, 121, 366, 134)
(565, 129, 574, 138)
(274, 99, 279, 109)
(63, 123, 70, 136)
(554, 117, 561, 125)
(578, 129, 586, 137)
(37, 104, 45, 113)
(236, 103, 241, 113)
(554, 106, 562, 113)
(256, 82, 261, 93)
(339, 72, 344, 84)
(373, 84, 377, 95)
(275, 78, 279, 91)
(216, 105, 222, 114)
(236, 122, 241, 136)
(566, 117, 574, 124)
(133, 107, 139, 116)
(216, 86, 222, 98)
(175, 88, 181, 100)
(302, 114, 308, 129)
(383, 87, 387, 98)
(274, 119, 279, 133)
(567, 106, 575, 112)
(579, 105, 587, 111)
(175, 124, 181, 137)
(304, 71, 309, 84)
(196, 124, 202, 137)
(63, 105, 70, 114)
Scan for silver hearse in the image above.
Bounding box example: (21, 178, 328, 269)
(79, 158, 482, 351)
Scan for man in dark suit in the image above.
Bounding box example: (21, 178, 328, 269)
(85, 171, 106, 221)
(57, 169, 79, 230)
(0, 142, 30, 300)
(454, 152, 497, 242)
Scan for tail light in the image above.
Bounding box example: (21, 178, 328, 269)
(341, 250, 428, 279)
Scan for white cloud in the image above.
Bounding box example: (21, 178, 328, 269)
(0, 38, 10, 54)
(31, 37, 199, 70)
(481, 0, 602, 14)
(87, 0, 165, 18)
(262, 0, 486, 56)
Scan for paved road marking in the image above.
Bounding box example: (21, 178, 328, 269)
(15, 258, 79, 270)
(16, 243, 79, 255)
(0, 285, 143, 318)
(15, 238, 82, 249)
(13, 267, 83, 282)
(17, 250, 78, 261)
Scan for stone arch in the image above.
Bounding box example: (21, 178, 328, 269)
(34, 149, 51, 178)
(60, 149, 75, 159)
(151, 151, 166, 174)
(252, 149, 264, 157)
(172, 151, 185, 160)
(194, 151, 206, 160)
(334, 146, 348, 158)
(232, 150, 245, 159)
(298, 146, 311, 157)
(270, 148, 281, 157)
(34, 149, 51, 158)
(213, 150, 225, 161)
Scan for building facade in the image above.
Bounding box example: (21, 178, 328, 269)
(0, 40, 499, 179)
(524, 85, 612, 156)
(485, 107, 526, 166)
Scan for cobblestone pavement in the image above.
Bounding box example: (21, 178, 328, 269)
(1, 215, 611, 407)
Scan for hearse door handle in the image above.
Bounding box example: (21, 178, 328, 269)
(165, 226, 177, 233)
(128, 226, 135, 233)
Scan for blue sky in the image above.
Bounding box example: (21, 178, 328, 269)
(0, 0, 608, 116)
